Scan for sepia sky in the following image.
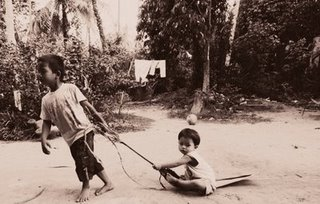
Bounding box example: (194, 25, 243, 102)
(33, 0, 239, 49)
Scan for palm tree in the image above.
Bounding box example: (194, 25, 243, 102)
(29, 1, 85, 38)
(91, 0, 107, 52)
(29, 0, 107, 52)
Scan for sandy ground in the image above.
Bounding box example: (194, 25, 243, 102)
(1, 105, 320, 204)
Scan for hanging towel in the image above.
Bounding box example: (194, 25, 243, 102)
(134, 60, 152, 83)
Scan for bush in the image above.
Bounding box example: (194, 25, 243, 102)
(0, 35, 137, 140)
(232, 0, 320, 99)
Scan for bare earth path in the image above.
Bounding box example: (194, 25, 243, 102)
(1, 105, 320, 204)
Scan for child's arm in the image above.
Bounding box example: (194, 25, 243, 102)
(153, 155, 192, 170)
(80, 100, 108, 126)
(80, 100, 120, 141)
(41, 120, 52, 155)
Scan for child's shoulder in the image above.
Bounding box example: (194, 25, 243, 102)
(187, 150, 199, 156)
(62, 83, 80, 91)
(186, 151, 202, 159)
(63, 83, 76, 88)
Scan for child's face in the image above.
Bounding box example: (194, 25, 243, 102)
(38, 65, 58, 87)
(178, 137, 197, 155)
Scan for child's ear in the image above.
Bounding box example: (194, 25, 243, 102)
(195, 145, 199, 149)
(56, 70, 61, 78)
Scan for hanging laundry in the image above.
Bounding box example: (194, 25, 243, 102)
(134, 59, 166, 82)
(134, 59, 152, 83)
(149, 60, 166, 78)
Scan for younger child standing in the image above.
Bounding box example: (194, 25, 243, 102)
(153, 128, 217, 195)
(38, 54, 114, 202)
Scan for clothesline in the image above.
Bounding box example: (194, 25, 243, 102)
(134, 59, 166, 83)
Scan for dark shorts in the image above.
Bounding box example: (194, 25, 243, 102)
(70, 131, 104, 182)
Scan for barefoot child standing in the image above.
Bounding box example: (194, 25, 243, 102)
(153, 128, 217, 195)
(37, 54, 114, 202)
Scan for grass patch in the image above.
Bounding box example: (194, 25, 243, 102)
(103, 112, 154, 133)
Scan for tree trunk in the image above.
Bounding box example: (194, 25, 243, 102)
(61, 0, 68, 49)
(191, 0, 212, 115)
(26, 0, 33, 42)
(192, 36, 204, 89)
(202, 41, 210, 93)
(202, 0, 212, 93)
(225, 0, 241, 66)
(0, 0, 4, 41)
(190, 91, 204, 114)
(92, 0, 107, 52)
(4, 0, 17, 45)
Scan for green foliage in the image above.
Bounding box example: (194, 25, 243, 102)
(0, 43, 40, 116)
(0, 0, 138, 141)
(137, 0, 231, 90)
(232, 0, 320, 98)
(0, 33, 136, 140)
(63, 36, 135, 111)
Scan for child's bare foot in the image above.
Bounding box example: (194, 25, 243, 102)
(76, 187, 90, 203)
(95, 183, 114, 196)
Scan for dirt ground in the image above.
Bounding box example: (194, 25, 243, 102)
(1, 105, 320, 204)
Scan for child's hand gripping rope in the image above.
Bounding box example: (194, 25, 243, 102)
(95, 122, 120, 143)
(152, 165, 180, 179)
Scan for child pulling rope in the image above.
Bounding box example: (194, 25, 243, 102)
(94, 122, 178, 189)
(95, 123, 252, 194)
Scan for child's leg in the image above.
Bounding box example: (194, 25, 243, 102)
(95, 170, 114, 196)
(76, 179, 90, 203)
(71, 137, 93, 202)
(84, 132, 114, 196)
(165, 174, 211, 195)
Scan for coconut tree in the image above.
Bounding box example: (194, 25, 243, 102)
(29, 0, 107, 52)
(91, 0, 107, 52)
(28, 0, 67, 40)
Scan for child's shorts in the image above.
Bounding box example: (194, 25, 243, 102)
(70, 131, 104, 182)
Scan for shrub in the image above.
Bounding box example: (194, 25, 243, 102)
(0, 35, 136, 140)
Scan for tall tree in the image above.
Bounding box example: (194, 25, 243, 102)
(137, 0, 228, 91)
(3, 0, 17, 45)
(91, 0, 107, 52)
(29, 0, 69, 39)
(138, 0, 229, 113)
(29, 0, 107, 52)
(0, 0, 4, 43)
(232, 0, 320, 96)
(202, 0, 212, 93)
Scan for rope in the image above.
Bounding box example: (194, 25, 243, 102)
(15, 188, 46, 204)
(94, 123, 164, 190)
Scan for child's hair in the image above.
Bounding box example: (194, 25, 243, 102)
(178, 128, 200, 146)
(37, 54, 65, 81)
